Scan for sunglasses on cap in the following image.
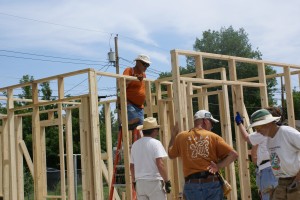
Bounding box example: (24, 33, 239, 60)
(140, 61, 150, 68)
(204, 113, 212, 118)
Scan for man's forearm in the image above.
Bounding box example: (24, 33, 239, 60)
(130, 164, 135, 182)
(168, 136, 175, 149)
(238, 124, 251, 144)
(156, 158, 168, 181)
(217, 150, 238, 169)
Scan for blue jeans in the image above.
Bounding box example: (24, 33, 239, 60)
(184, 181, 223, 200)
(256, 166, 278, 200)
(127, 103, 144, 125)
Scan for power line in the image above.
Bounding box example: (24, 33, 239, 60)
(0, 12, 112, 35)
(0, 54, 108, 66)
(64, 63, 111, 95)
(0, 49, 108, 64)
(0, 12, 169, 51)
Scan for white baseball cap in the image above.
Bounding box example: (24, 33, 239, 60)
(134, 54, 151, 64)
(194, 110, 219, 123)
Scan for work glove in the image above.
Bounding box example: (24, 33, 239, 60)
(137, 74, 144, 81)
(164, 180, 171, 193)
(235, 112, 244, 125)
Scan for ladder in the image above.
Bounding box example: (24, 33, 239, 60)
(109, 127, 140, 200)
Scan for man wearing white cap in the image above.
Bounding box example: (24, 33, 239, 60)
(130, 117, 171, 199)
(248, 109, 300, 199)
(122, 54, 151, 129)
(168, 110, 238, 200)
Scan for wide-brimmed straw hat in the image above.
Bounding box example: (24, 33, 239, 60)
(194, 110, 219, 123)
(134, 54, 151, 64)
(136, 117, 160, 130)
(248, 109, 281, 129)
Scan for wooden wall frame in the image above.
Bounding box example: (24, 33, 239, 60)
(0, 50, 299, 199)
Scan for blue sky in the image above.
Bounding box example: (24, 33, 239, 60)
(1, 0, 300, 99)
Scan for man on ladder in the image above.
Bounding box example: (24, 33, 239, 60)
(122, 54, 151, 130)
(109, 54, 152, 200)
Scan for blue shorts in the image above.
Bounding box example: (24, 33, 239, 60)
(127, 103, 144, 125)
(256, 166, 278, 200)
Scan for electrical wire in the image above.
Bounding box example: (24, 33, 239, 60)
(0, 12, 112, 35)
(0, 54, 108, 66)
(64, 63, 111, 95)
(0, 12, 169, 51)
(0, 49, 108, 64)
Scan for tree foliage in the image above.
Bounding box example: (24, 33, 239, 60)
(0, 75, 118, 169)
(293, 89, 300, 120)
(159, 26, 277, 116)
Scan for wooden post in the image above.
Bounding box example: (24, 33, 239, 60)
(2, 118, 9, 199)
(171, 49, 184, 198)
(7, 89, 18, 200)
(144, 80, 153, 117)
(104, 102, 113, 190)
(229, 59, 252, 199)
(58, 78, 66, 200)
(79, 97, 93, 200)
(257, 63, 268, 108)
(15, 116, 24, 200)
(32, 83, 44, 200)
(119, 77, 133, 200)
(219, 68, 237, 200)
(284, 66, 296, 127)
(66, 110, 75, 200)
(40, 126, 47, 198)
(88, 69, 103, 199)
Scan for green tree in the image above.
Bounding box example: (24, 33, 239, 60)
(159, 26, 277, 116)
(190, 26, 277, 114)
(293, 89, 300, 120)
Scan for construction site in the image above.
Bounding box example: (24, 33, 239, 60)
(0, 49, 300, 200)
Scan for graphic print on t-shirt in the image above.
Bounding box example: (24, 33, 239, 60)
(187, 135, 209, 159)
(270, 152, 280, 170)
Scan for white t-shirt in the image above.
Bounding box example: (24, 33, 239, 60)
(267, 126, 300, 178)
(249, 132, 270, 167)
(130, 137, 167, 181)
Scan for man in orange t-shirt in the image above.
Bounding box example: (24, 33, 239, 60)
(168, 110, 238, 200)
(122, 54, 150, 129)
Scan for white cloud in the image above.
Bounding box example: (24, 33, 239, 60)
(1, 0, 300, 86)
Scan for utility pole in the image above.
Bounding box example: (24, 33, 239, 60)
(115, 34, 119, 77)
(114, 34, 120, 125)
(107, 34, 120, 124)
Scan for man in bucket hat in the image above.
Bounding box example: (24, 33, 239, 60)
(235, 107, 280, 200)
(130, 117, 171, 199)
(168, 110, 238, 200)
(122, 54, 151, 130)
(249, 108, 300, 199)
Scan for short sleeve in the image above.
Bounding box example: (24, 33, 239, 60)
(153, 141, 167, 159)
(123, 67, 132, 76)
(216, 135, 234, 160)
(249, 132, 265, 145)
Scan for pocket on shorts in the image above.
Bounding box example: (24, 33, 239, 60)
(287, 181, 300, 194)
